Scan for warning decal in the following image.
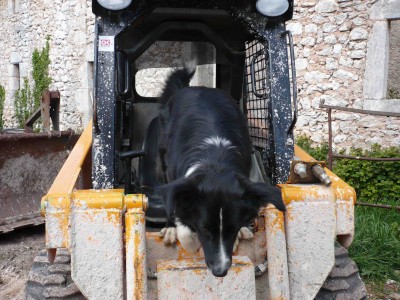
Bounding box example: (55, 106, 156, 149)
(98, 36, 115, 52)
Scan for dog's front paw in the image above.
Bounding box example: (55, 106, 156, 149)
(177, 224, 201, 253)
(160, 227, 177, 245)
(238, 226, 254, 240)
(233, 227, 254, 253)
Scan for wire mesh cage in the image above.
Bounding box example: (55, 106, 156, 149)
(243, 40, 271, 150)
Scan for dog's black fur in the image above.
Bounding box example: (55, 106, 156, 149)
(158, 67, 285, 277)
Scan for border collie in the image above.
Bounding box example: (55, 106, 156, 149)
(157, 67, 285, 277)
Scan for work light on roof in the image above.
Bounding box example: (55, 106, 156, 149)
(97, 0, 132, 10)
(256, 0, 289, 17)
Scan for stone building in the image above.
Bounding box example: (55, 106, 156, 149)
(0, 0, 94, 130)
(0, 0, 399, 150)
(287, 0, 400, 149)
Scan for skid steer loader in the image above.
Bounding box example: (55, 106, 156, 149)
(25, 0, 367, 299)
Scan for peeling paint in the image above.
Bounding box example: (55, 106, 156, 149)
(157, 257, 256, 299)
(263, 206, 290, 299)
(282, 184, 336, 300)
(126, 208, 147, 300)
(70, 207, 124, 300)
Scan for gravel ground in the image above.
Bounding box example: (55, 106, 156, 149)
(0, 225, 45, 300)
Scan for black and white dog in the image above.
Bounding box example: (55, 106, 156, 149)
(157, 67, 285, 277)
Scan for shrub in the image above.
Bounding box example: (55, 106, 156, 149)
(14, 78, 34, 128)
(296, 135, 400, 204)
(296, 135, 329, 161)
(387, 88, 400, 99)
(14, 36, 51, 129)
(334, 145, 400, 204)
(32, 36, 51, 109)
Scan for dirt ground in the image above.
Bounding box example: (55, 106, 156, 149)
(0, 225, 45, 300)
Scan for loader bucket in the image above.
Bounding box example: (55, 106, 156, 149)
(0, 131, 90, 233)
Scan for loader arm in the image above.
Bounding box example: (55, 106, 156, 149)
(40, 127, 356, 299)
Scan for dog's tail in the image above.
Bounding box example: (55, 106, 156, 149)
(159, 62, 196, 104)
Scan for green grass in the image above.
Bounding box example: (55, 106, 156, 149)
(349, 204, 400, 281)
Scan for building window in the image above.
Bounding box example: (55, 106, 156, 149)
(388, 20, 400, 98)
(11, 63, 20, 91)
(363, 1, 400, 111)
(88, 61, 94, 90)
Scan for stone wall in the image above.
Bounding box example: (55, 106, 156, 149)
(0, 0, 94, 131)
(288, 0, 400, 149)
(0, 0, 399, 150)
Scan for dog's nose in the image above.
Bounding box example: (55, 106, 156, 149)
(209, 260, 232, 277)
(211, 268, 228, 277)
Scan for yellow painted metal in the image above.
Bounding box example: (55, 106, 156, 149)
(281, 182, 336, 299)
(279, 184, 333, 204)
(41, 120, 92, 249)
(41, 133, 355, 298)
(45, 120, 92, 196)
(125, 194, 148, 211)
(70, 200, 125, 299)
(44, 194, 70, 248)
(295, 145, 356, 247)
(262, 205, 290, 300)
(43, 190, 147, 249)
(40, 118, 149, 251)
(73, 189, 125, 209)
(72, 191, 147, 211)
(126, 208, 147, 300)
(294, 145, 356, 204)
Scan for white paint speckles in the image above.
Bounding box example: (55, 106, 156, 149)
(45, 201, 67, 248)
(70, 208, 124, 299)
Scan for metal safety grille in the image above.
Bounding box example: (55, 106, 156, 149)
(243, 40, 270, 149)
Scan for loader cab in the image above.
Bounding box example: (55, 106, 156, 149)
(91, 1, 297, 213)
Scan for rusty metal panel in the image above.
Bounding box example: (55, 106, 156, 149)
(0, 131, 79, 233)
(70, 190, 125, 300)
(157, 257, 256, 300)
(335, 198, 355, 248)
(294, 145, 356, 248)
(281, 184, 336, 300)
(145, 229, 267, 299)
(44, 194, 70, 249)
(126, 208, 147, 300)
(41, 121, 93, 247)
(263, 205, 290, 299)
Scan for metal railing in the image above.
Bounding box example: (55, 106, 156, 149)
(320, 100, 400, 211)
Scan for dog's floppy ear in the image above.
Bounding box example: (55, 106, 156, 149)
(241, 180, 286, 212)
(158, 177, 194, 217)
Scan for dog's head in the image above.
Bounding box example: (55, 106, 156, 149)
(161, 170, 285, 277)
